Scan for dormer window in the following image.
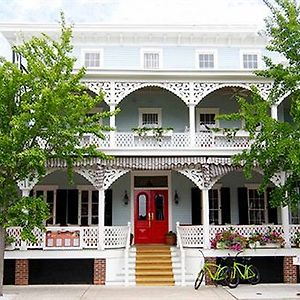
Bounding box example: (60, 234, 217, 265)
(241, 50, 260, 69)
(196, 50, 216, 69)
(139, 108, 162, 127)
(82, 49, 103, 69)
(141, 49, 162, 69)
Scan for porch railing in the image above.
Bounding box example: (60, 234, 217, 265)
(176, 224, 300, 248)
(6, 225, 130, 250)
(78, 131, 250, 150)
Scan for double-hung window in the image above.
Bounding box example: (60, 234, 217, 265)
(209, 187, 222, 225)
(139, 108, 162, 128)
(196, 108, 219, 131)
(82, 49, 103, 69)
(241, 50, 260, 69)
(246, 185, 267, 225)
(141, 49, 162, 69)
(196, 50, 216, 69)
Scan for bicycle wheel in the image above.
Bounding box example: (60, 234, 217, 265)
(227, 267, 239, 289)
(248, 265, 260, 285)
(218, 266, 229, 286)
(194, 269, 205, 290)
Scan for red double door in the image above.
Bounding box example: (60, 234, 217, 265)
(134, 189, 168, 244)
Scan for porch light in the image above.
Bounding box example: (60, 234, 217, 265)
(174, 190, 179, 205)
(123, 190, 129, 205)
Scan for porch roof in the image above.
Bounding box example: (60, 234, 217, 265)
(46, 156, 234, 170)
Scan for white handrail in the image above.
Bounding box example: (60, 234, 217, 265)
(124, 222, 131, 286)
(176, 222, 186, 286)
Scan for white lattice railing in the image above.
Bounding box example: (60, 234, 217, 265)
(6, 225, 130, 250)
(209, 225, 284, 241)
(289, 225, 300, 245)
(176, 225, 204, 247)
(80, 131, 250, 149)
(176, 224, 298, 248)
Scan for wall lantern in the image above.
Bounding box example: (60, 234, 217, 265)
(123, 190, 129, 205)
(174, 190, 179, 205)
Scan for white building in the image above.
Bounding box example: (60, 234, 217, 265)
(0, 23, 298, 286)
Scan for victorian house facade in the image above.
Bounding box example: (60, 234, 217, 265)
(0, 23, 299, 286)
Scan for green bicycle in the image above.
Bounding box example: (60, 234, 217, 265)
(227, 251, 260, 289)
(194, 250, 229, 290)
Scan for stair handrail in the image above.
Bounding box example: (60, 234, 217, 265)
(124, 221, 131, 286)
(176, 222, 186, 286)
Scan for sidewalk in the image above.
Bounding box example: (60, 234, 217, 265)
(225, 284, 300, 300)
(1, 284, 300, 300)
(1, 285, 234, 300)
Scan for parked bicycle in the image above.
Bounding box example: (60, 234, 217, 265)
(194, 249, 229, 289)
(226, 251, 260, 289)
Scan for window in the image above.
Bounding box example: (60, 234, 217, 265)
(138, 108, 162, 127)
(141, 49, 162, 69)
(78, 187, 99, 226)
(33, 186, 58, 225)
(82, 49, 103, 69)
(196, 50, 216, 69)
(247, 188, 267, 224)
(241, 51, 260, 69)
(209, 188, 221, 225)
(196, 108, 219, 130)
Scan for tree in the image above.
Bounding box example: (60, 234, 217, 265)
(219, 0, 300, 208)
(0, 17, 113, 294)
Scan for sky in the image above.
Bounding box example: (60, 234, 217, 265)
(0, 0, 271, 59)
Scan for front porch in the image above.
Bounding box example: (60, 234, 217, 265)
(5, 224, 300, 251)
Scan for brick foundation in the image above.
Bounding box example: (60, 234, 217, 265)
(15, 259, 29, 285)
(205, 257, 216, 286)
(283, 256, 298, 283)
(93, 259, 106, 285)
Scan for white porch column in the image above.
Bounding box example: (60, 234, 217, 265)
(271, 104, 278, 120)
(98, 189, 106, 250)
(282, 201, 291, 248)
(202, 188, 210, 249)
(189, 104, 196, 147)
(109, 104, 116, 148)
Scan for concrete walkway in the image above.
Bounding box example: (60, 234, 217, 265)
(1, 284, 300, 300)
(225, 284, 300, 300)
(1, 285, 234, 300)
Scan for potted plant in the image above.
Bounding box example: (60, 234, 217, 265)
(248, 232, 263, 249)
(294, 231, 300, 248)
(210, 228, 247, 251)
(248, 228, 285, 248)
(165, 231, 177, 245)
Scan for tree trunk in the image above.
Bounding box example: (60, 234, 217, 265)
(0, 226, 5, 296)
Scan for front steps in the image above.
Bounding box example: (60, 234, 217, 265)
(135, 245, 175, 286)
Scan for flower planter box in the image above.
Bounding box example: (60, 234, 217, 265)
(249, 242, 281, 249)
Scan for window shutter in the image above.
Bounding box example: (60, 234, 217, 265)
(192, 187, 202, 225)
(238, 187, 249, 225)
(221, 187, 231, 224)
(105, 189, 112, 226)
(267, 187, 278, 224)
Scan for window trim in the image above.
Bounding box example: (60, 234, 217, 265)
(196, 107, 219, 131)
(77, 185, 97, 226)
(138, 108, 162, 127)
(195, 49, 217, 69)
(209, 184, 222, 225)
(240, 49, 261, 70)
(81, 49, 103, 69)
(140, 48, 163, 69)
(245, 184, 268, 225)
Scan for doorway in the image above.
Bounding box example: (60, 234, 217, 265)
(134, 189, 168, 244)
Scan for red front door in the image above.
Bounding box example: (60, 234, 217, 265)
(134, 189, 168, 244)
